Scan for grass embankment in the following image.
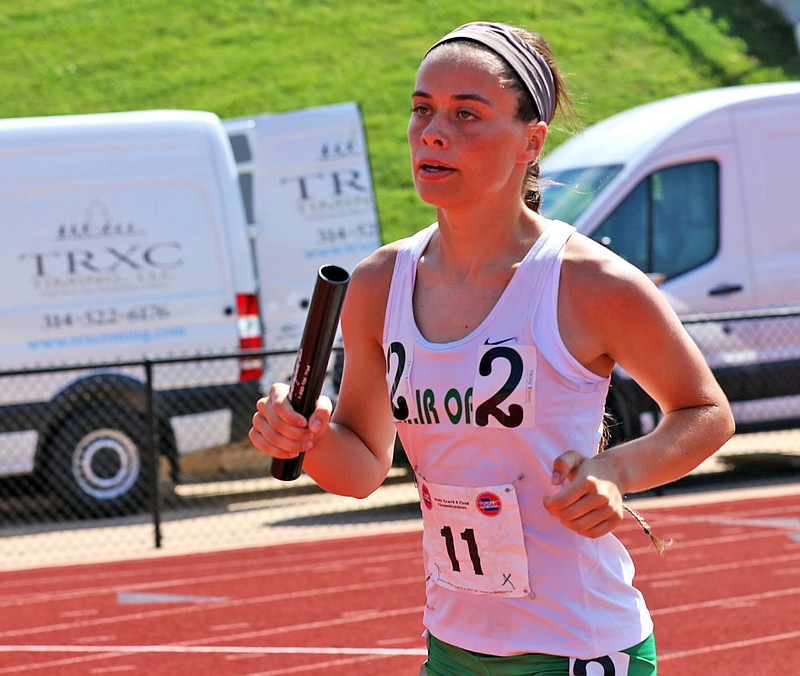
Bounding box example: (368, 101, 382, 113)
(1, 0, 798, 241)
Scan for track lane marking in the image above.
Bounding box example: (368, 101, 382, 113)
(0, 551, 420, 609)
(651, 585, 800, 615)
(0, 606, 425, 674)
(0, 645, 427, 656)
(637, 551, 800, 582)
(660, 629, 800, 660)
(0, 576, 422, 640)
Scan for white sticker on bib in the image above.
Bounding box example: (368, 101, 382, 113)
(419, 480, 530, 597)
(472, 344, 537, 429)
(569, 652, 630, 675)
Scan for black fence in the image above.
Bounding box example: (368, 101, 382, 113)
(2, 308, 800, 570)
(605, 306, 800, 443)
(0, 347, 323, 567)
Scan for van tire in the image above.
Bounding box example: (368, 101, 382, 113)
(46, 406, 152, 518)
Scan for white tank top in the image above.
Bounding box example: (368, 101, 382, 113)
(383, 220, 652, 658)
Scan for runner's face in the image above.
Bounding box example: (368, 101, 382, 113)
(408, 46, 538, 210)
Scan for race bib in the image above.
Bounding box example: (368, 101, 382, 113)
(419, 480, 530, 597)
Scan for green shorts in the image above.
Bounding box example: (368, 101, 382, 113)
(421, 632, 657, 675)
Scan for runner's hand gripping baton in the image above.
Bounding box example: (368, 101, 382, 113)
(270, 264, 350, 481)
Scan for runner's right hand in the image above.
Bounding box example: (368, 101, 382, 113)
(249, 383, 333, 460)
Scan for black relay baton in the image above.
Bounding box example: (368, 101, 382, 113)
(270, 264, 350, 481)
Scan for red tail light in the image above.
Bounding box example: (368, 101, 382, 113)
(236, 293, 263, 381)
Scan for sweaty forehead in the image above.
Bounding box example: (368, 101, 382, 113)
(420, 41, 507, 78)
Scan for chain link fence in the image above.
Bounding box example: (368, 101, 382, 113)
(605, 306, 800, 443)
(0, 352, 269, 522)
(2, 309, 800, 571)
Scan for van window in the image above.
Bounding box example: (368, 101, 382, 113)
(228, 133, 253, 163)
(541, 164, 622, 224)
(237, 172, 255, 225)
(591, 160, 719, 280)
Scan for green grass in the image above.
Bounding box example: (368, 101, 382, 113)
(1, 0, 798, 242)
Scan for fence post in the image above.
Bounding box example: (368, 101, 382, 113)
(144, 358, 162, 549)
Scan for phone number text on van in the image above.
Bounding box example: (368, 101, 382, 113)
(41, 304, 171, 330)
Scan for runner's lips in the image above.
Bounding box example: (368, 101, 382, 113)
(418, 161, 455, 175)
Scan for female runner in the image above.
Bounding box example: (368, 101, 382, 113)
(250, 21, 735, 674)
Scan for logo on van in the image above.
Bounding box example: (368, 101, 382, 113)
(18, 200, 184, 295)
(57, 200, 142, 239)
(280, 168, 373, 222)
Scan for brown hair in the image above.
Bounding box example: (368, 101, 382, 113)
(503, 28, 574, 212)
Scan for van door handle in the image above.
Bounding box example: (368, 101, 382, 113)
(708, 283, 743, 296)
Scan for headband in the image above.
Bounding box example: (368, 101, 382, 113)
(427, 21, 556, 124)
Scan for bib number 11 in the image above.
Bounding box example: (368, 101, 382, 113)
(440, 526, 483, 575)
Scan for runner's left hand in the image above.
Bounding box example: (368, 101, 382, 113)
(542, 450, 625, 538)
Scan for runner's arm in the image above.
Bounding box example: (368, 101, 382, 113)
(250, 248, 398, 498)
(543, 236, 735, 537)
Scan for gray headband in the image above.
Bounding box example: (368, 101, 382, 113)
(427, 22, 556, 124)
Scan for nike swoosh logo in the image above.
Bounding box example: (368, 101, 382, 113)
(484, 337, 516, 346)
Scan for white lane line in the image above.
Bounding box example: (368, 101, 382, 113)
(244, 653, 401, 676)
(0, 605, 425, 674)
(0, 645, 427, 656)
(116, 591, 229, 604)
(660, 629, 800, 660)
(651, 585, 800, 615)
(628, 483, 800, 509)
(637, 551, 800, 582)
(0, 549, 420, 609)
(0, 539, 420, 596)
(0, 575, 422, 640)
(653, 512, 800, 531)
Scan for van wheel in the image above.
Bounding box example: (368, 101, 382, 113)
(46, 407, 152, 518)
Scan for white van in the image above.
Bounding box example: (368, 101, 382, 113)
(224, 102, 382, 390)
(0, 110, 263, 516)
(541, 81, 800, 441)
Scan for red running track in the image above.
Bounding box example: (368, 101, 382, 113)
(0, 486, 798, 675)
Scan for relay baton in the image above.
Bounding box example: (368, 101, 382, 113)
(270, 264, 350, 481)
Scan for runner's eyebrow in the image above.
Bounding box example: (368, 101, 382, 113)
(411, 90, 493, 106)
